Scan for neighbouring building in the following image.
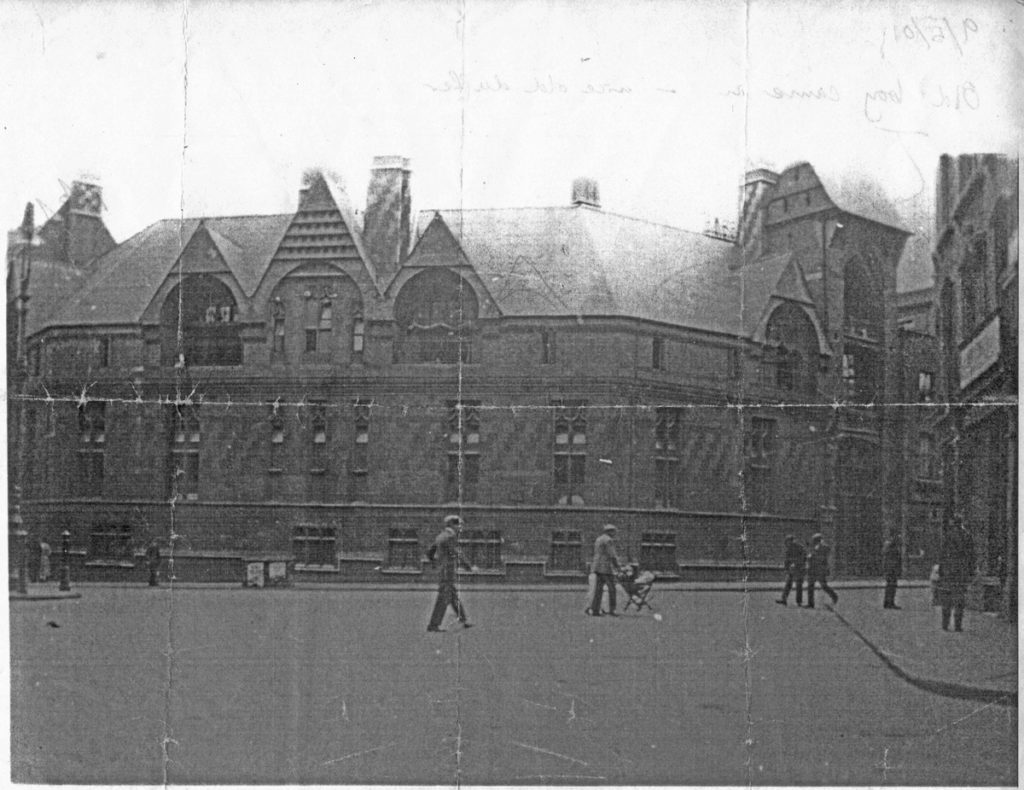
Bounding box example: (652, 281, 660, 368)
(932, 153, 1018, 620)
(897, 287, 935, 334)
(7, 159, 921, 584)
(893, 294, 944, 577)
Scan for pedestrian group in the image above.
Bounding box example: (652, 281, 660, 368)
(776, 533, 839, 608)
(423, 512, 982, 634)
(775, 514, 979, 632)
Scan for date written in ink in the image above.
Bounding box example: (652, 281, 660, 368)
(880, 16, 978, 57)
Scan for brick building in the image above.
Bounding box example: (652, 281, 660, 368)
(7, 159, 919, 583)
(892, 307, 944, 577)
(931, 154, 1018, 619)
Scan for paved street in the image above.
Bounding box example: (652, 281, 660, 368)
(9, 584, 1017, 785)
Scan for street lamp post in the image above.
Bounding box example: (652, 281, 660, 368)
(59, 530, 71, 592)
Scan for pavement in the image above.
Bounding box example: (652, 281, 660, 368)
(9, 581, 1017, 784)
(10, 577, 1015, 705)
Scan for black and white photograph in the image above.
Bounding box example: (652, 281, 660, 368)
(3, 0, 1019, 785)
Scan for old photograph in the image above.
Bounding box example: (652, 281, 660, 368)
(4, 0, 1019, 785)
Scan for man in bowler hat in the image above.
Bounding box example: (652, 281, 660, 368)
(426, 515, 477, 632)
(588, 524, 622, 616)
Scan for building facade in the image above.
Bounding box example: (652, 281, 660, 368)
(7, 159, 919, 584)
(932, 154, 1018, 619)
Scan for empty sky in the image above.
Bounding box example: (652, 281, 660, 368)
(2, 0, 1021, 289)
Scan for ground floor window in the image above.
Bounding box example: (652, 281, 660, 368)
(640, 532, 677, 572)
(387, 528, 421, 569)
(460, 529, 502, 570)
(292, 526, 337, 568)
(89, 525, 133, 561)
(548, 530, 583, 571)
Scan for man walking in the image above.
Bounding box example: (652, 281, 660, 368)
(805, 533, 838, 608)
(426, 515, 476, 632)
(776, 534, 806, 606)
(882, 534, 903, 609)
(588, 524, 622, 616)
(938, 516, 976, 632)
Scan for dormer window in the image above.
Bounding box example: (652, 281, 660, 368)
(394, 269, 479, 364)
(160, 275, 242, 366)
(764, 303, 818, 394)
(304, 291, 335, 353)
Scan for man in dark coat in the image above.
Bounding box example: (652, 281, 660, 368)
(805, 533, 838, 608)
(145, 540, 161, 587)
(776, 534, 806, 606)
(938, 517, 976, 632)
(426, 515, 476, 632)
(588, 524, 622, 616)
(882, 534, 903, 609)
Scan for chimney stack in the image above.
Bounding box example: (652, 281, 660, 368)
(364, 156, 412, 281)
(736, 167, 778, 257)
(69, 178, 103, 216)
(571, 177, 601, 208)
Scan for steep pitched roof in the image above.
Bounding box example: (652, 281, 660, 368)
(404, 213, 473, 269)
(421, 206, 746, 335)
(22, 259, 92, 336)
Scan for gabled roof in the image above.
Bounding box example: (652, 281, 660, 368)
(420, 206, 746, 335)
(404, 213, 473, 270)
(48, 214, 291, 327)
(738, 251, 796, 336)
(316, 172, 379, 286)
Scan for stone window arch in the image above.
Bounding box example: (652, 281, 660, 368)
(764, 302, 819, 393)
(267, 265, 363, 363)
(393, 268, 480, 364)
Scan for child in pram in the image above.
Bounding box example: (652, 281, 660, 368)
(617, 563, 656, 612)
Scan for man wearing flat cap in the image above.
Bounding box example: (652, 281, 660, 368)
(426, 514, 477, 631)
(588, 524, 622, 616)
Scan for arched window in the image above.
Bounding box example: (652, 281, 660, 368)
(267, 266, 363, 363)
(394, 269, 479, 364)
(843, 259, 882, 341)
(764, 302, 819, 393)
(960, 232, 989, 335)
(160, 275, 241, 366)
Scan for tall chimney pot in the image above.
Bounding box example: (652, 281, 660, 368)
(571, 177, 601, 208)
(364, 156, 412, 283)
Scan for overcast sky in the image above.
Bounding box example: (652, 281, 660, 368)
(2, 0, 1021, 290)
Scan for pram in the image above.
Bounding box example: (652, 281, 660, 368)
(617, 564, 656, 613)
